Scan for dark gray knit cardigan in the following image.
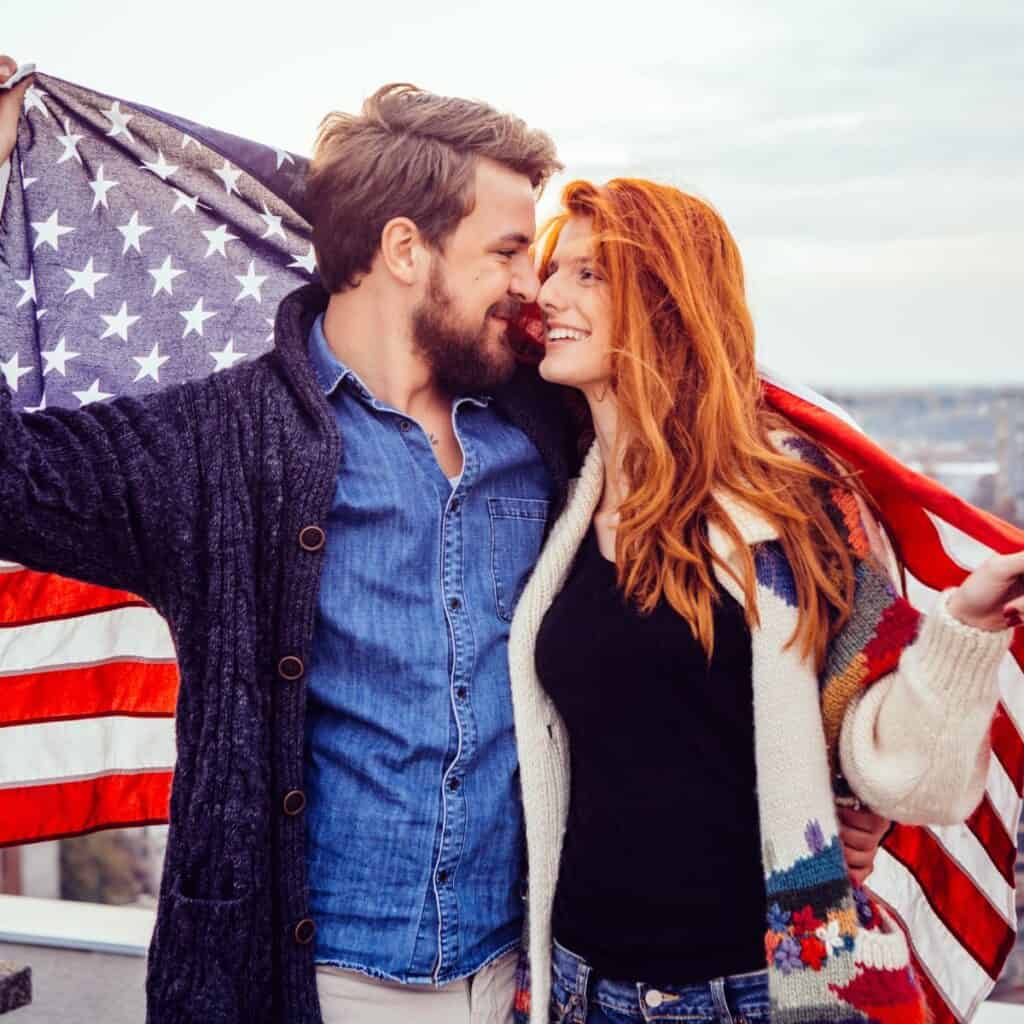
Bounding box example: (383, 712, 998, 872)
(0, 283, 575, 1023)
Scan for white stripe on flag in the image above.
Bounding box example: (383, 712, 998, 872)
(0, 716, 176, 788)
(757, 365, 864, 431)
(986, 747, 1023, 837)
(998, 651, 1024, 734)
(929, 822, 1016, 926)
(0, 605, 175, 675)
(869, 848, 994, 1022)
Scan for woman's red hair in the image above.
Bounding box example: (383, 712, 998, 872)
(537, 179, 866, 668)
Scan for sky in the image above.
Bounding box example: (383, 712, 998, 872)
(5, 0, 1023, 388)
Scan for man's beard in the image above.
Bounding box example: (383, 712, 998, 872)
(411, 262, 518, 395)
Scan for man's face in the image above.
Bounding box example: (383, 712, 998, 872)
(411, 158, 539, 394)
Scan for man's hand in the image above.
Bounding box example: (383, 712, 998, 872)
(0, 57, 33, 167)
(838, 805, 891, 885)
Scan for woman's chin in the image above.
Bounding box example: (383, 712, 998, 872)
(538, 354, 575, 386)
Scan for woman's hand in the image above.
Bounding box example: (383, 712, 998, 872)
(838, 806, 891, 885)
(0, 57, 33, 167)
(947, 550, 1024, 632)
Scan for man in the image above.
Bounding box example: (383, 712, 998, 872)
(0, 58, 888, 1023)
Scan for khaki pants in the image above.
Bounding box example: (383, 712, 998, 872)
(315, 950, 517, 1024)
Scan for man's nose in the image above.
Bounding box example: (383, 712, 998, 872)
(509, 260, 541, 304)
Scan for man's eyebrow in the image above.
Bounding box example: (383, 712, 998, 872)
(494, 232, 532, 247)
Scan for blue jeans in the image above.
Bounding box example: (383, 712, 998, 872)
(549, 941, 770, 1024)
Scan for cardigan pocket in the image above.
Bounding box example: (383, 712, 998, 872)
(149, 876, 260, 1021)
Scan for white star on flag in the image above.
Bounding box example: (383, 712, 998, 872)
(88, 165, 119, 211)
(64, 257, 109, 299)
(289, 244, 317, 274)
(102, 100, 134, 142)
(15, 271, 37, 309)
(181, 133, 199, 149)
(23, 84, 50, 119)
(117, 211, 152, 255)
(31, 209, 75, 252)
(180, 297, 217, 338)
(0, 353, 34, 392)
(73, 379, 114, 406)
(202, 224, 238, 258)
(99, 302, 141, 342)
(235, 260, 268, 303)
(258, 202, 286, 241)
(148, 255, 186, 297)
(133, 343, 170, 383)
(273, 148, 295, 170)
(56, 119, 85, 165)
(213, 161, 243, 196)
(42, 337, 81, 376)
(210, 338, 247, 372)
(142, 150, 179, 181)
(264, 317, 276, 344)
(25, 395, 47, 414)
(170, 188, 202, 215)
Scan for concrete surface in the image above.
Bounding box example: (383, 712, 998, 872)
(0, 943, 145, 1022)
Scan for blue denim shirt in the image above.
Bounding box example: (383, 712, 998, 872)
(303, 315, 553, 984)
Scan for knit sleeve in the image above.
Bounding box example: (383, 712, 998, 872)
(838, 588, 1009, 825)
(0, 376, 199, 611)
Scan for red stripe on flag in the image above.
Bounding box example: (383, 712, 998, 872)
(0, 569, 147, 627)
(991, 703, 1024, 799)
(966, 794, 1020, 887)
(908, 951, 958, 1024)
(0, 770, 173, 848)
(883, 824, 1016, 979)
(0, 661, 179, 726)
(763, 382, 1024, 554)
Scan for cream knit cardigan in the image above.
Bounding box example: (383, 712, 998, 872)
(508, 440, 1009, 1024)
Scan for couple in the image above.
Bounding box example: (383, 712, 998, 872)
(1, 61, 1021, 1024)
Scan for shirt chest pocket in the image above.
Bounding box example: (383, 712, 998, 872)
(488, 496, 551, 622)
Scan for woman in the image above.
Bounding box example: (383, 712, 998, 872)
(508, 178, 1023, 1024)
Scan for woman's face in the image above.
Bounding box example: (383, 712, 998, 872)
(536, 215, 613, 395)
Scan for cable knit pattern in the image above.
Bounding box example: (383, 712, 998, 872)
(508, 438, 1009, 1024)
(0, 282, 575, 1024)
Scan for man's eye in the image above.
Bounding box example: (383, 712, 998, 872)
(497, 250, 517, 258)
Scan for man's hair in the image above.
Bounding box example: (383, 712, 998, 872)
(305, 83, 562, 293)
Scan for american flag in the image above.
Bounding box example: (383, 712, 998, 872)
(1, 70, 1022, 1021)
(0, 70, 316, 849)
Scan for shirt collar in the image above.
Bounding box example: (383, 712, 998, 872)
(307, 313, 491, 409)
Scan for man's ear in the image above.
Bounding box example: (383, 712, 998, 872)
(379, 217, 430, 286)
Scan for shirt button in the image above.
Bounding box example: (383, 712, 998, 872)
(293, 918, 316, 945)
(437, 870, 449, 883)
(456, 686, 468, 700)
(449, 597, 460, 610)
(447, 778, 460, 792)
(645, 990, 665, 1008)
(278, 655, 305, 681)
(298, 525, 325, 552)
(449, 498, 460, 512)
(282, 789, 306, 815)
(400, 420, 411, 432)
